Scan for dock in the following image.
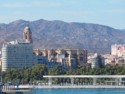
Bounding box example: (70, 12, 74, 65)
(1, 75, 125, 92)
(33, 85, 125, 89)
(16, 75, 125, 89)
(2, 89, 31, 94)
(33, 75, 125, 89)
(1, 85, 32, 94)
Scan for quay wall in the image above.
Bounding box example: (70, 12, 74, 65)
(18, 85, 125, 89)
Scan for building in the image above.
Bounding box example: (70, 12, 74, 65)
(111, 44, 125, 57)
(1, 26, 36, 71)
(116, 57, 125, 66)
(88, 53, 105, 68)
(33, 49, 68, 70)
(34, 49, 87, 69)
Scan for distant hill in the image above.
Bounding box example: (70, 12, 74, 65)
(0, 19, 125, 54)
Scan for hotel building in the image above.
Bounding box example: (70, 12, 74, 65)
(1, 26, 36, 71)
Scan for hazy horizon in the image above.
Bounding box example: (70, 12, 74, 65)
(0, 0, 125, 29)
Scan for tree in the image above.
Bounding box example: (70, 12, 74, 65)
(31, 64, 48, 81)
(48, 67, 63, 75)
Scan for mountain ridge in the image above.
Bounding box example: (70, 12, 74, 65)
(0, 19, 125, 54)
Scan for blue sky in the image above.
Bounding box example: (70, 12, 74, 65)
(0, 0, 125, 29)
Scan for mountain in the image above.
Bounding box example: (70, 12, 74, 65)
(0, 19, 125, 54)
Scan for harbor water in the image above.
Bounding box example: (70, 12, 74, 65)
(31, 89, 125, 94)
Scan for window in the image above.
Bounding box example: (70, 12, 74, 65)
(80, 57, 83, 61)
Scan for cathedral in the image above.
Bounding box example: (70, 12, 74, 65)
(1, 26, 36, 71)
(23, 26, 32, 43)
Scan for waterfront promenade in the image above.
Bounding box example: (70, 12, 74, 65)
(18, 84, 125, 89)
(18, 75, 125, 89)
(2, 89, 31, 93)
(2, 75, 125, 91)
(1, 85, 32, 94)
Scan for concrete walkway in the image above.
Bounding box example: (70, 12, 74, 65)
(19, 84, 125, 89)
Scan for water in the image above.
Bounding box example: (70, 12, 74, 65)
(32, 89, 125, 94)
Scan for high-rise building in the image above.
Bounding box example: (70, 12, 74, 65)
(1, 26, 36, 71)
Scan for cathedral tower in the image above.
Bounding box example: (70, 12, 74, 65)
(23, 26, 32, 43)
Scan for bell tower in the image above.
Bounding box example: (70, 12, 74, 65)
(23, 26, 32, 43)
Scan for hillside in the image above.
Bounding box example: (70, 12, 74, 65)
(0, 19, 125, 54)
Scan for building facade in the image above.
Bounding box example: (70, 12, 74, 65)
(111, 44, 125, 57)
(1, 26, 36, 71)
(34, 49, 88, 69)
(88, 53, 105, 68)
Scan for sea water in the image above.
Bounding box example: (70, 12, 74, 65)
(31, 89, 125, 94)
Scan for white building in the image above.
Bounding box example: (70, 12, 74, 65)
(88, 53, 105, 68)
(1, 26, 36, 71)
(111, 44, 125, 57)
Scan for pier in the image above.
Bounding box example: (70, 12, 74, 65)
(2, 75, 125, 92)
(34, 75, 125, 89)
(1, 84, 32, 94)
(2, 89, 31, 94)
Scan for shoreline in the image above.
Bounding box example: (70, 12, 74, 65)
(18, 85, 125, 89)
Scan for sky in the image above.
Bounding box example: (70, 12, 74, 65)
(0, 0, 125, 29)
